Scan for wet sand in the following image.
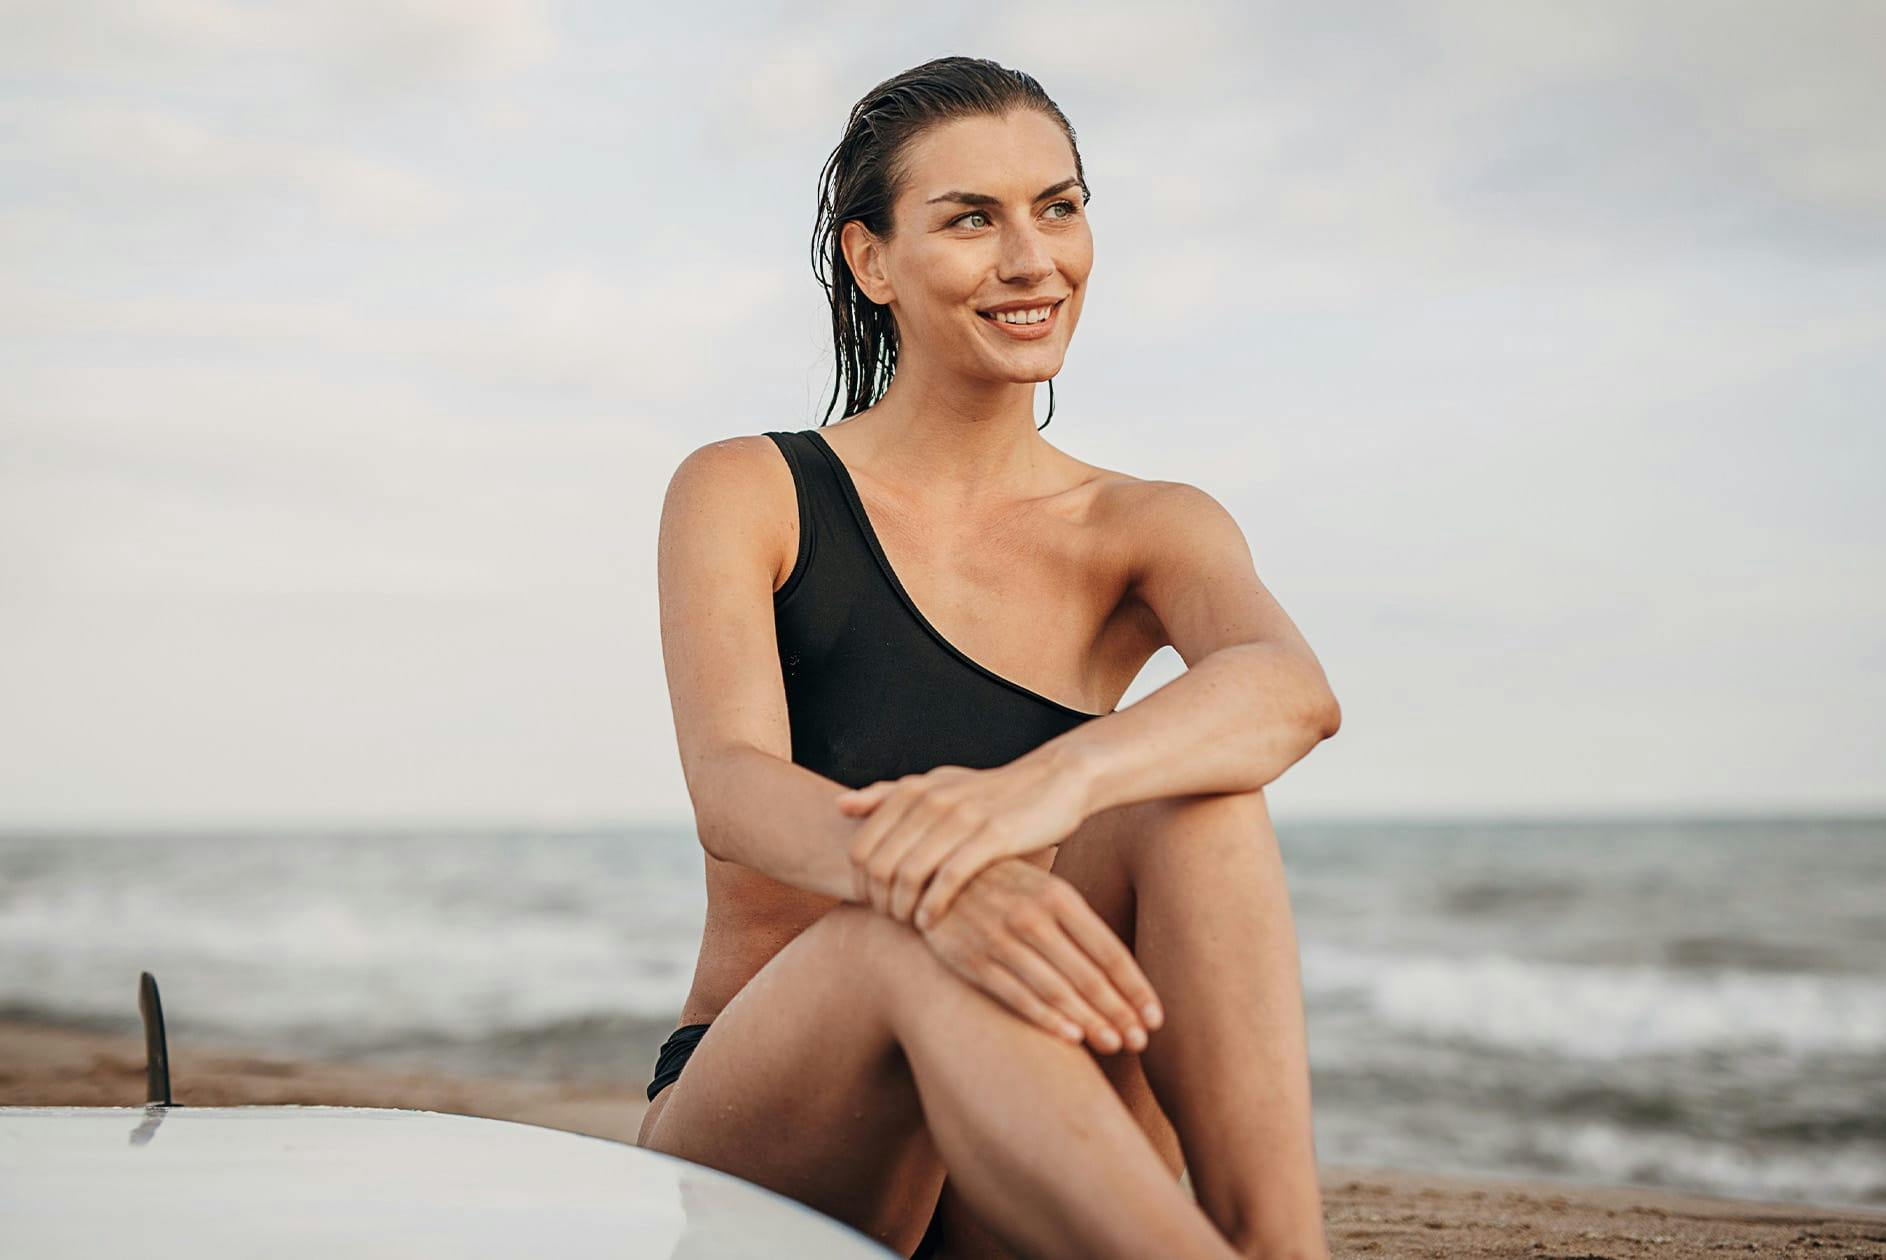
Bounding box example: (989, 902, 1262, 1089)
(3, 1017, 1881, 1258)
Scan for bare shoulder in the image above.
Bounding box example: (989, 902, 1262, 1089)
(666, 432, 792, 494)
(1085, 467, 1251, 564)
(1087, 466, 1298, 667)
(660, 433, 799, 592)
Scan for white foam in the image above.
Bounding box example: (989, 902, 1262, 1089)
(1302, 940, 1886, 1059)
(0, 873, 704, 1040)
(1543, 1116, 1886, 1205)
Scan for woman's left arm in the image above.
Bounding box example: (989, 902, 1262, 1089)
(843, 480, 1341, 927)
(1054, 479, 1342, 820)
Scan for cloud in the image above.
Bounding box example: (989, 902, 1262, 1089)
(1, 0, 557, 90)
(3, 0, 1881, 822)
(5, 100, 455, 232)
(0, 256, 799, 401)
(1005, 0, 1886, 294)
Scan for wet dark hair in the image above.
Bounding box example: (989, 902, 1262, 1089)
(810, 55, 1089, 431)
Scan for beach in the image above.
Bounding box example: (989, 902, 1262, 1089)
(5, 819, 1884, 1255)
(6, 1016, 1881, 1258)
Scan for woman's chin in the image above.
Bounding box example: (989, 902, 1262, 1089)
(976, 346, 1067, 383)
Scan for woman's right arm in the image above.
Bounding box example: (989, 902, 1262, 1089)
(657, 436, 860, 902)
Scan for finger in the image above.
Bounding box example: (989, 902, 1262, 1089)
(915, 834, 1000, 929)
(974, 958, 1086, 1046)
(847, 785, 908, 864)
(849, 783, 923, 915)
(1055, 893, 1164, 1030)
(867, 796, 949, 921)
(835, 781, 893, 814)
(992, 932, 1123, 1054)
(888, 812, 964, 923)
(1024, 909, 1151, 1050)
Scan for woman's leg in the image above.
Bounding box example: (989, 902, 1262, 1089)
(1119, 788, 1328, 1256)
(922, 787, 1326, 1259)
(637, 904, 946, 1254)
(639, 898, 1238, 1260)
(922, 826, 1187, 1259)
(1046, 824, 1188, 1182)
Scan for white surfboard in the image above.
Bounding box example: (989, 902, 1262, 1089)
(0, 1103, 899, 1258)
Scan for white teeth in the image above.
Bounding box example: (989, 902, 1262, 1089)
(990, 304, 1053, 325)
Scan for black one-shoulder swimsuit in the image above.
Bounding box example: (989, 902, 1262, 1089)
(648, 428, 1112, 1257)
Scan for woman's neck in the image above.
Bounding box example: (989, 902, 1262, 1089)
(836, 372, 1055, 499)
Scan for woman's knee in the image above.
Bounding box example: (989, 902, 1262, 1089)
(807, 901, 944, 1012)
(816, 898, 922, 959)
(1115, 788, 1270, 875)
(1140, 785, 1267, 829)
(818, 898, 1022, 1040)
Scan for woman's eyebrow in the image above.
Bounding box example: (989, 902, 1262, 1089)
(925, 176, 1081, 207)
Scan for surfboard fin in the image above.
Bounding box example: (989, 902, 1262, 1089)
(138, 970, 172, 1106)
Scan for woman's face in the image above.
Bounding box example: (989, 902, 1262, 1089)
(844, 109, 1092, 389)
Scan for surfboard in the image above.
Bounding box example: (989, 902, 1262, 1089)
(0, 1103, 899, 1257)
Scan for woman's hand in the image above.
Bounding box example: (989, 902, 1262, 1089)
(838, 755, 1090, 930)
(917, 857, 1163, 1054)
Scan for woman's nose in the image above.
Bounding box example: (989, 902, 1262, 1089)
(999, 223, 1055, 282)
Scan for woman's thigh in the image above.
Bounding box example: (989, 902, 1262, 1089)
(638, 901, 947, 1254)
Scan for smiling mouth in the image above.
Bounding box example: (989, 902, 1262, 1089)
(976, 298, 1065, 327)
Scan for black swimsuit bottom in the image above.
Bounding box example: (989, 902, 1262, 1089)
(645, 1021, 710, 1102)
(645, 1019, 946, 1258)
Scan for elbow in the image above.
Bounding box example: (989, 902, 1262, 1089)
(683, 747, 735, 860)
(1273, 645, 1340, 742)
(694, 806, 729, 861)
(1317, 692, 1342, 740)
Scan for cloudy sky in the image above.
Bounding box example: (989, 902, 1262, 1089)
(2, 1, 1880, 829)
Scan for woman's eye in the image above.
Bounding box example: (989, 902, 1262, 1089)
(953, 200, 1080, 229)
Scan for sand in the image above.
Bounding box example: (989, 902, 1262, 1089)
(3, 1017, 1881, 1258)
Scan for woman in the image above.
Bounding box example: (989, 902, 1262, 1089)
(637, 55, 1340, 1260)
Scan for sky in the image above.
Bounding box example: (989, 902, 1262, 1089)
(2, 0, 1881, 829)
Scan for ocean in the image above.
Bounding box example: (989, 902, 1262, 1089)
(2, 816, 1880, 1211)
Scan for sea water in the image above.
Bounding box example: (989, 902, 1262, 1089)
(1, 815, 1880, 1210)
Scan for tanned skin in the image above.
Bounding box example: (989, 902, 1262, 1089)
(638, 108, 1340, 1260)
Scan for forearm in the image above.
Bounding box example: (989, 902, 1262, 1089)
(1048, 641, 1340, 818)
(690, 744, 861, 902)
